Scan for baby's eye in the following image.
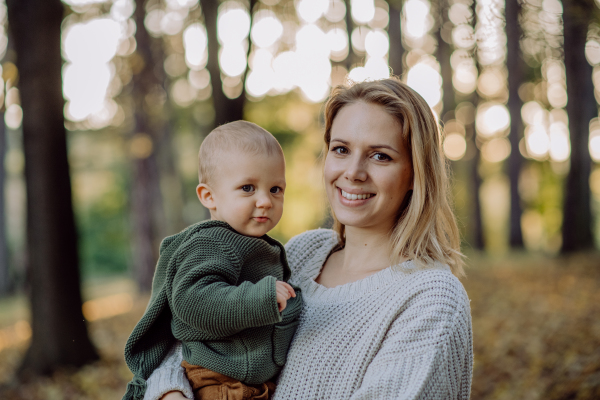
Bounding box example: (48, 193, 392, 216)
(270, 186, 282, 194)
(332, 146, 349, 155)
(373, 152, 391, 161)
(241, 185, 255, 193)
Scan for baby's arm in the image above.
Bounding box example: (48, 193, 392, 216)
(171, 237, 283, 337)
(143, 342, 193, 400)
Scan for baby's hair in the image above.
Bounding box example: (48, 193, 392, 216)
(198, 120, 284, 184)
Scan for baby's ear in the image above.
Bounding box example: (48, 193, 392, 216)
(196, 184, 216, 210)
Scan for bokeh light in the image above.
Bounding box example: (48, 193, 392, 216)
(297, 0, 329, 23)
(476, 102, 510, 137)
(219, 44, 247, 77)
(590, 119, 600, 162)
(183, 23, 208, 70)
(62, 16, 125, 127)
(482, 137, 511, 163)
(407, 61, 442, 107)
(364, 30, 389, 58)
(403, 0, 431, 38)
(351, 0, 375, 24)
(325, 0, 346, 22)
(251, 10, 283, 48)
(548, 122, 570, 162)
(217, 6, 250, 45)
(526, 125, 550, 159)
(443, 133, 467, 161)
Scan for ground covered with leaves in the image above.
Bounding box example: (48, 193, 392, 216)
(0, 254, 599, 400)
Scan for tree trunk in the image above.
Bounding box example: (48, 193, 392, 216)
(505, 0, 524, 248)
(200, 0, 256, 127)
(344, 0, 358, 71)
(387, 0, 404, 77)
(468, 0, 484, 250)
(131, 0, 165, 291)
(6, 0, 98, 374)
(470, 138, 485, 250)
(435, 0, 454, 119)
(0, 111, 8, 296)
(561, 0, 595, 252)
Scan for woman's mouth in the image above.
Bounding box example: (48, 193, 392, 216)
(339, 188, 375, 201)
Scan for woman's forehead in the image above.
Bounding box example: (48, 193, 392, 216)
(331, 102, 403, 144)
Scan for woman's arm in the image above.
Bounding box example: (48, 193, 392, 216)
(143, 342, 194, 400)
(350, 290, 473, 400)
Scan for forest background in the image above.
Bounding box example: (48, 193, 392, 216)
(0, 0, 599, 399)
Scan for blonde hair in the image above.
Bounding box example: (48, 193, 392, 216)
(198, 120, 284, 184)
(324, 78, 465, 276)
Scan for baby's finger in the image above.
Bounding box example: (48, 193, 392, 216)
(279, 282, 296, 297)
(276, 286, 291, 300)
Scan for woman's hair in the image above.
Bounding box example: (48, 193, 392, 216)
(323, 77, 465, 276)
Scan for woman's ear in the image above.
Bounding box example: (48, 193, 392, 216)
(196, 183, 216, 210)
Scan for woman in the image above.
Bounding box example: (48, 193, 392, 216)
(146, 78, 472, 400)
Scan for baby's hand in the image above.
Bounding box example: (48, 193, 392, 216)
(275, 281, 296, 312)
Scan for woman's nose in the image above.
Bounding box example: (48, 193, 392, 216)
(344, 157, 368, 182)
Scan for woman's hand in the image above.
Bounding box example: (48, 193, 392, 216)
(160, 390, 188, 400)
(276, 281, 296, 312)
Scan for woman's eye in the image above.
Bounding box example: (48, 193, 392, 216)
(373, 152, 391, 161)
(270, 186, 282, 194)
(332, 146, 348, 155)
(241, 185, 255, 193)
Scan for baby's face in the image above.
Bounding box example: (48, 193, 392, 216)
(207, 149, 286, 237)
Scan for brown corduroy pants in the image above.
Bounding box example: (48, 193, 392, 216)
(182, 360, 277, 400)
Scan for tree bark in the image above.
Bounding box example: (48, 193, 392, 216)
(200, 0, 256, 127)
(387, 0, 404, 77)
(6, 0, 98, 374)
(561, 0, 596, 252)
(435, 0, 454, 119)
(0, 111, 8, 296)
(469, 138, 485, 250)
(345, 0, 358, 71)
(469, 0, 484, 250)
(505, 0, 525, 248)
(132, 0, 165, 291)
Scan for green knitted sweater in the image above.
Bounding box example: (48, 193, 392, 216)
(123, 220, 302, 400)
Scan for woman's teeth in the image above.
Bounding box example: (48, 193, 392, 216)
(340, 189, 374, 200)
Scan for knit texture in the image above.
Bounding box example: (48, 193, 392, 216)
(144, 228, 473, 400)
(123, 220, 302, 400)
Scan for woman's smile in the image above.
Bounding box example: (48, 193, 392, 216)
(337, 187, 376, 205)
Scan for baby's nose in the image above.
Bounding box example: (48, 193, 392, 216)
(256, 193, 272, 208)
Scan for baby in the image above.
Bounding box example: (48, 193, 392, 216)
(123, 121, 302, 400)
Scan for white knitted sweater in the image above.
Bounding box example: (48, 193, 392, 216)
(143, 229, 473, 400)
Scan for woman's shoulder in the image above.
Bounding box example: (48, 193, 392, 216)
(285, 228, 339, 256)
(284, 229, 339, 276)
(397, 262, 470, 313)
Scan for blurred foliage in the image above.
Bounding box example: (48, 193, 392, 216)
(0, 254, 599, 399)
(77, 184, 130, 278)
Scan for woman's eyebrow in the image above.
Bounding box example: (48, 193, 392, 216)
(330, 138, 349, 144)
(369, 144, 400, 154)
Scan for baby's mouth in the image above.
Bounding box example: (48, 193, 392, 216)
(339, 189, 375, 200)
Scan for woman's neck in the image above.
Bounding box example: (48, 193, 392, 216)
(338, 226, 394, 273)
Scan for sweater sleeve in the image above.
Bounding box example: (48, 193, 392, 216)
(349, 283, 473, 400)
(171, 236, 282, 338)
(143, 341, 193, 400)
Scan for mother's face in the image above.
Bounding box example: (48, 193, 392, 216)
(324, 101, 413, 233)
